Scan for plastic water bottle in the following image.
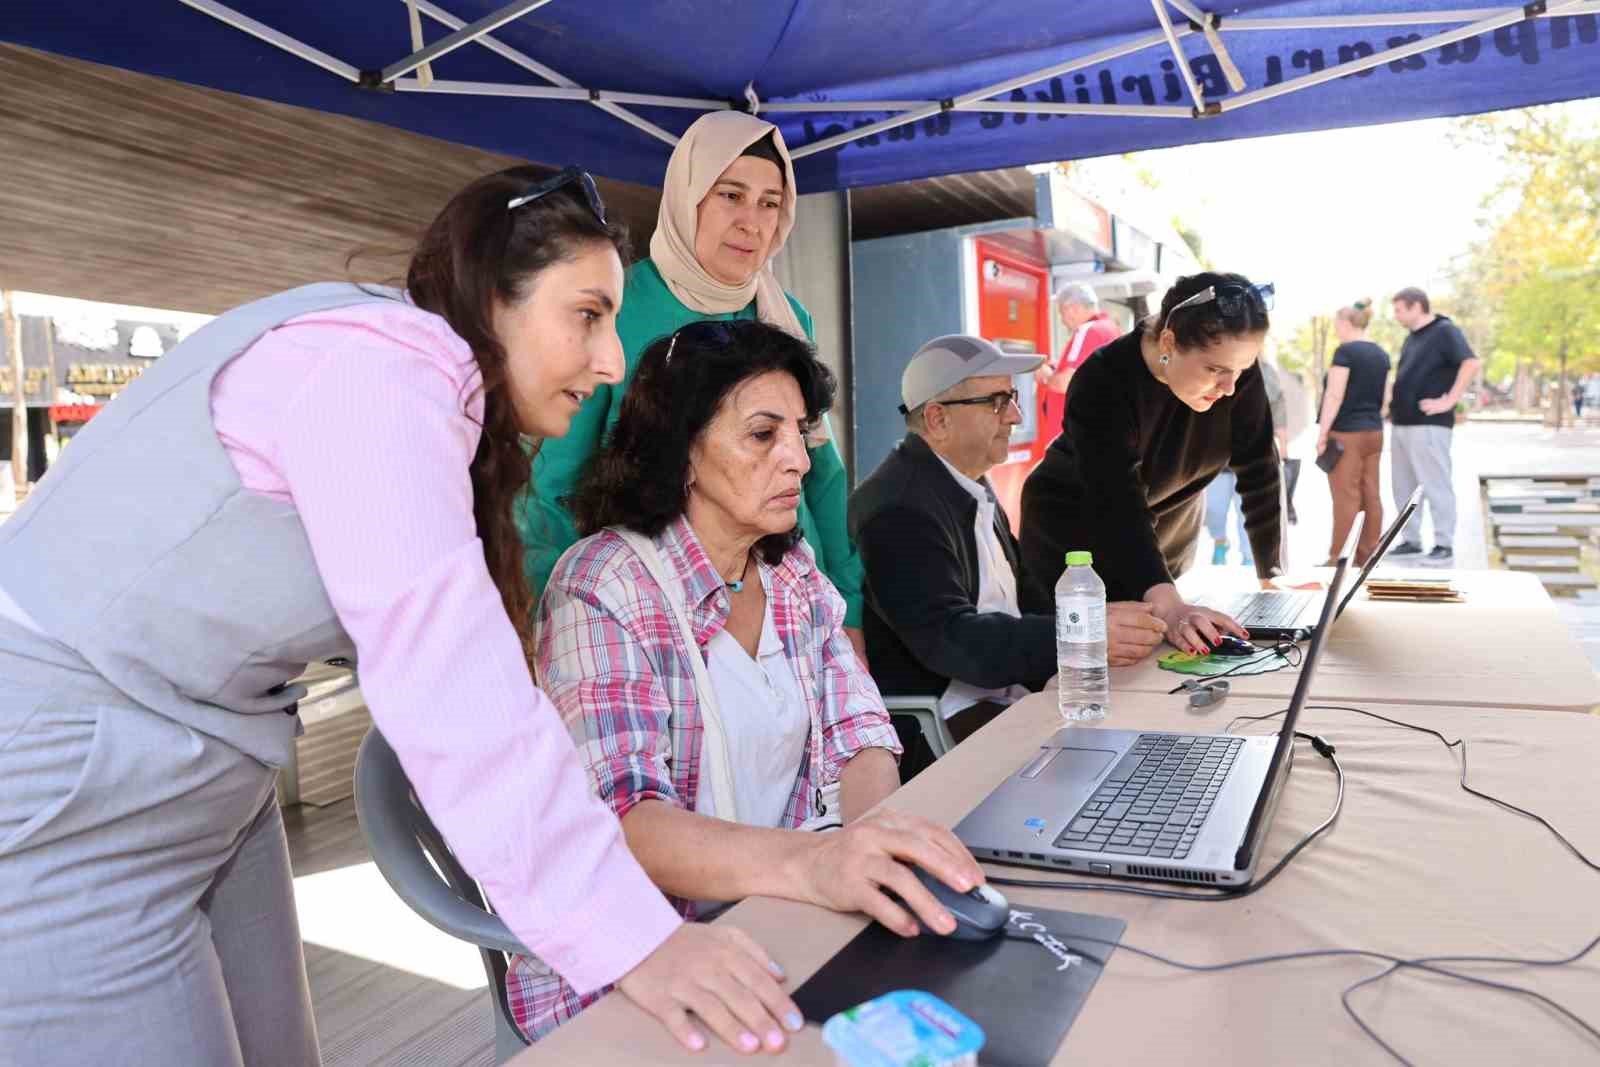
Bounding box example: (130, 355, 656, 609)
(1056, 551, 1109, 722)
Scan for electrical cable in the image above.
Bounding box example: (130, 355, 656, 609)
(1165, 640, 1301, 695)
(997, 929, 1600, 1067)
(985, 701, 1600, 1064)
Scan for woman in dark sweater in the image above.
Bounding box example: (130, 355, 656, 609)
(1019, 272, 1284, 656)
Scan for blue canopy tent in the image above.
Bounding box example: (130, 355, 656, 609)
(6, 1, 1600, 191)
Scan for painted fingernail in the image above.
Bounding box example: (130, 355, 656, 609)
(785, 1011, 805, 1032)
(766, 1029, 785, 1050)
(686, 1031, 707, 1052)
(739, 1031, 760, 1052)
(767, 959, 786, 979)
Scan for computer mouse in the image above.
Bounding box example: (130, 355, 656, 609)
(903, 866, 1010, 941)
(1209, 635, 1257, 658)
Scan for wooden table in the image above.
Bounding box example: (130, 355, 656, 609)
(517, 689, 1600, 1066)
(1109, 567, 1600, 712)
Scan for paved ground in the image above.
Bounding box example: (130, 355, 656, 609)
(1196, 419, 1600, 672)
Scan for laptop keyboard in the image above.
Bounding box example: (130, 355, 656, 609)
(1052, 734, 1245, 860)
(1227, 591, 1316, 629)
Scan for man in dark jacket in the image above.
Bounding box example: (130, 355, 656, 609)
(850, 335, 1167, 779)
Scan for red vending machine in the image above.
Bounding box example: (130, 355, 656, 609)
(971, 238, 1052, 533)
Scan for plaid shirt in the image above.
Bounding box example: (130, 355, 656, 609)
(506, 515, 901, 1040)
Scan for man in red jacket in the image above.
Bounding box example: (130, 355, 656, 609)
(1037, 282, 1120, 440)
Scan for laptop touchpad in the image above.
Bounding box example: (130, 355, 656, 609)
(1030, 747, 1117, 784)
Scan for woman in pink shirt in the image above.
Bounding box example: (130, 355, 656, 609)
(0, 167, 800, 1065)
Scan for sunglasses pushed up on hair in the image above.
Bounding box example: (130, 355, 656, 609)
(507, 166, 608, 226)
(1161, 281, 1275, 335)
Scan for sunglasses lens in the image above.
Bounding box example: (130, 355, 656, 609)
(579, 173, 607, 225)
(509, 168, 606, 226)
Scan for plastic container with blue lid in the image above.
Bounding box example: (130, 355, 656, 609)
(821, 990, 985, 1067)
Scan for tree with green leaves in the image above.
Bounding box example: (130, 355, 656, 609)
(1447, 108, 1600, 423)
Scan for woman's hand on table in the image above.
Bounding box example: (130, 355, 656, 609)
(1158, 602, 1248, 656)
(1107, 602, 1167, 665)
(785, 808, 985, 939)
(616, 922, 803, 1055)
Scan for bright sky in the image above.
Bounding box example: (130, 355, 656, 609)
(1127, 98, 1600, 328)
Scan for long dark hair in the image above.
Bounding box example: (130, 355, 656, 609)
(1155, 271, 1271, 350)
(569, 319, 835, 566)
(406, 165, 628, 651)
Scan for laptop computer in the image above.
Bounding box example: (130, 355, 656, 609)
(954, 537, 1351, 888)
(1200, 487, 1422, 641)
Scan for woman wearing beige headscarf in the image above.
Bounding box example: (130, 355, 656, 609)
(522, 111, 868, 659)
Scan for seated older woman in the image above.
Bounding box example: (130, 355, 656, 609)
(507, 319, 987, 1043)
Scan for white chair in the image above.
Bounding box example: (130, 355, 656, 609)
(882, 695, 956, 761)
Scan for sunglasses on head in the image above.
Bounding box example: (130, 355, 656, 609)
(663, 320, 739, 365)
(507, 166, 607, 226)
(1161, 281, 1275, 336)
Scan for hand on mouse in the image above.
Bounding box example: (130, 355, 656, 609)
(785, 808, 985, 939)
(1159, 603, 1248, 656)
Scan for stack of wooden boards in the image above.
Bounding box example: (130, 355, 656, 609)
(1365, 577, 1464, 603)
(1482, 475, 1599, 596)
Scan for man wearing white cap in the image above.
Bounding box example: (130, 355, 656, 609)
(849, 335, 1167, 779)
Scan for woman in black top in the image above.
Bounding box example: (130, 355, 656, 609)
(1316, 300, 1392, 564)
(1019, 272, 1283, 656)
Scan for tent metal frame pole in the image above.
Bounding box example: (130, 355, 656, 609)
(976, 101, 1192, 117)
(406, 0, 691, 145)
(762, 100, 934, 112)
(175, 0, 361, 82)
(1150, 0, 1208, 110)
(791, 27, 1187, 159)
(380, 0, 555, 83)
(393, 78, 722, 110)
(1163, 0, 1247, 90)
(1220, 0, 1592, 113)
(171, 0, 1600, 161)
(402, 0, 434, 87)
(1222, 2, 1600, 31)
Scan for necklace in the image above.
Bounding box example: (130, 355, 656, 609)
(726, 553, 753, 594)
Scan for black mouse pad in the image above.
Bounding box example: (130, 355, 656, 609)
(793, 905, 1126, 1067)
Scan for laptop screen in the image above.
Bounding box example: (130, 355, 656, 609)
(1231, 549, 1351, 870)
(1333, 487, 1424, 622)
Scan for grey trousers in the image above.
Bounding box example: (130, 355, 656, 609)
(0, 693, 321, 1066)
(1391, 423, 1456, 549)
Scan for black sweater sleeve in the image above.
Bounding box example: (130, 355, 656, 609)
(855, 505, 1056, 690)
(1064, 357, 1173, 598)
(1230, 366, 1286, 579)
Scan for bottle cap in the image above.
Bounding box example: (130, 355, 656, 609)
(1064, 551, 1093, 566)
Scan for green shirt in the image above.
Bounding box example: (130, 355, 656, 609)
(518, 258, 865, 627)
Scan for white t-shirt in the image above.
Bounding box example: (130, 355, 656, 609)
(933, 455, 1032, 720)
(694, 569, 810, 828)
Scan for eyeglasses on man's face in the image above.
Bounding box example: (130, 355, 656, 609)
(931, 388, 1021, 416)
